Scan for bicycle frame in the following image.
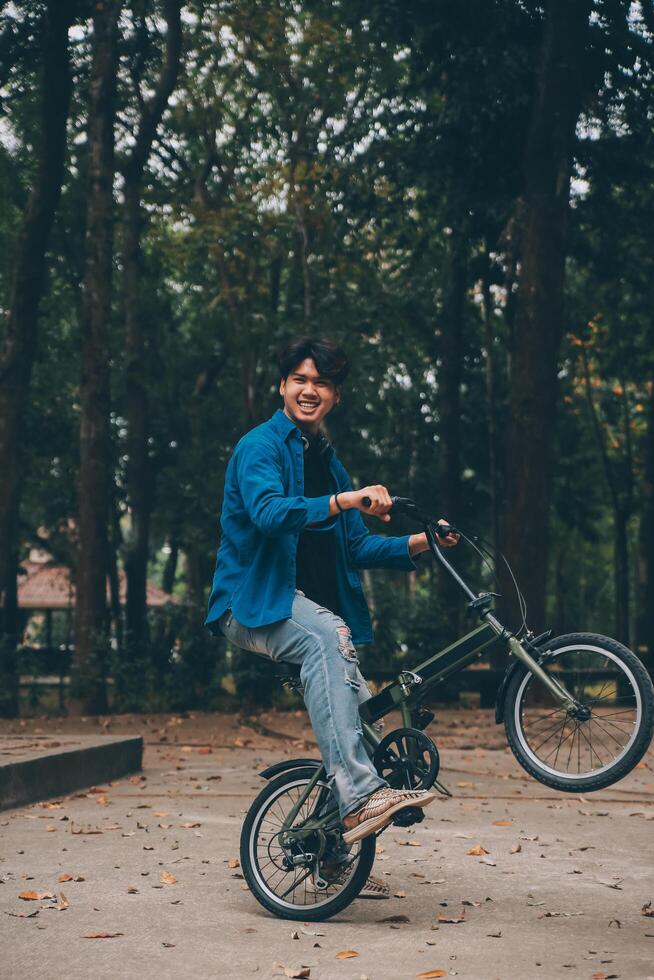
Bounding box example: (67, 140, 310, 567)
(279, 511, 579, 841)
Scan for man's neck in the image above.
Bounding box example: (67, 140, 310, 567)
(283, 407, 320, 436)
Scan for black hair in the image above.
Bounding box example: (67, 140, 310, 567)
(278, 337, 349, 385)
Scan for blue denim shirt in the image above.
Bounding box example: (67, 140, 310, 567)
(205, 409, 415, 644)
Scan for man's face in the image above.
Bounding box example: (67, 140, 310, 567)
(280, 357, 340, 432)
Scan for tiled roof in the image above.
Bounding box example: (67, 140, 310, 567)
(16, 562, 175, 610)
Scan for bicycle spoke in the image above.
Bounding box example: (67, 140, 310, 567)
(577, 721, 605, 768)
(540, 723, 577, 764)
(565, 720, 579, 772)
(280, 867, 313, 900)
(521, 706, 566, 729)
(588, 716, 629, 749)
(552, 715, 570, 770)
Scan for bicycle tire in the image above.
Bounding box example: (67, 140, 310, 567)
(504, 632, 654, 792)
(239, 767, 376, 921)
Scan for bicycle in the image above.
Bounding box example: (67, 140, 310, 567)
(239, 496, 654, 920)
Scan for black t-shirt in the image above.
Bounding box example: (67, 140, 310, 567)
(295, 433, 342, 617)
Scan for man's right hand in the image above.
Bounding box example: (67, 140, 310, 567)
(332, 485, 393, 522)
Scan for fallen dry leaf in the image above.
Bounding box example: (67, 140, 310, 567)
(57, 874, 73, 882)
(377, 914, 410, 924)
(284, 968, 310, 979)
(82, 932, 124, 939)
(197, 747, 213, 755)
(438, 909, 466, 924)
(127, 886, 139, 894)
(160, 871, 177, 885)
(493, 820, 513, 827)
(511, 843, 522, 854)
(394, 889, 406, 898)
(19, 891, 54, 901)
(55, 892, 69, 911)
(227, 859, 240, 869)
(397, 840, 421, 847)
(467, 845, 489, 856)
(335, 950, 359, 959)
(416, 971, 448, 979)
(179, 822, 201, 829)
(642, 902, 654, 917)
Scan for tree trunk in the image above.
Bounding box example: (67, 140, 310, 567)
(503, 0, 590, 632)
(123, 0, 182, 661)
(162, 538, 179, 594)
(72, 1, 121, 714)
(0, 0, 76, 717)
(637, 380, 654, 670)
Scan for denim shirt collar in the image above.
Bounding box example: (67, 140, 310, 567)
(269, 408, 302, 442)
(268, 409, 334, 460)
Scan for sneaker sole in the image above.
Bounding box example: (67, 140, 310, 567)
(342, 791, 437, 845)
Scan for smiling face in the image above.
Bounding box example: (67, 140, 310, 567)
(280, 357, 340, 433)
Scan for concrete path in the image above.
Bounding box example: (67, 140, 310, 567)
(1, 709, 653, 980)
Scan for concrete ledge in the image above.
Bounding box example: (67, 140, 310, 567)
(0, 734, 143, 811)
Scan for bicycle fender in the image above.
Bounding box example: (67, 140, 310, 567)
(495, 660, 522, 725)
(259, 758, 321, 780)
(495, 637, 555, 724)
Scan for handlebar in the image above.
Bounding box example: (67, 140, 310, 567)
(360, 494, 457, 538)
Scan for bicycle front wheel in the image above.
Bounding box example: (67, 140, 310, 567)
(504, 632, 654, 792)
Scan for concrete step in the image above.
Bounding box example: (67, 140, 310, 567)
(0, 734, 143, 811)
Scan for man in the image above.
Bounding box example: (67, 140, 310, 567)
(206, 338, 459, 893)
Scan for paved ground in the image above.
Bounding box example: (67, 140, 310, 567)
(1, 708, 653, 980)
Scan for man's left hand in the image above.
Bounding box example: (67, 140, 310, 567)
(437, 518, 460, 548)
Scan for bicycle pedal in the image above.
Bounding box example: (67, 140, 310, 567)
(392, 807, 425, 828)
(414, 707, 435, 731)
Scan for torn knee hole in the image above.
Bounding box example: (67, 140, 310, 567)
(336, 626, 358, 664)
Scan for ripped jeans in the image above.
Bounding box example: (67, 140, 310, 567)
(218, 590, 387, 818)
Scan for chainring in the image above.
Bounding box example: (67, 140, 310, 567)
(372, 726, 440, 790)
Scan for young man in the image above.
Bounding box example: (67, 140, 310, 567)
(206, 338, 459, 888)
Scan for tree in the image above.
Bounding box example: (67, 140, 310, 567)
(503, 0, 592, 631)
(121, 0, 182, 674)
(0, 0, 77, 716)
(72, 0, 122, 713)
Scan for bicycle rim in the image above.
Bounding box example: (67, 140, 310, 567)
(514, 644, 642, 780)
(248, 776, 365, 913)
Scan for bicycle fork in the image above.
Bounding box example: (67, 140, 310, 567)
(486, 613, 579, 713)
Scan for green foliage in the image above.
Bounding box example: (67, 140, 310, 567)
(2, 1, 654, 713)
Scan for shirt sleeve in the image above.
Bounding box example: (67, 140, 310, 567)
(335, 468, 417, 571)
(236, 438, 332, 537)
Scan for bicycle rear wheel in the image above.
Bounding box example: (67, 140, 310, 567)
(504, 633, 654, 792)
(239, 767, 376, 920)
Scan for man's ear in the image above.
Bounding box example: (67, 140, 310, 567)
(334, 385, 341, 405)
(279, 377, 286, 397)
